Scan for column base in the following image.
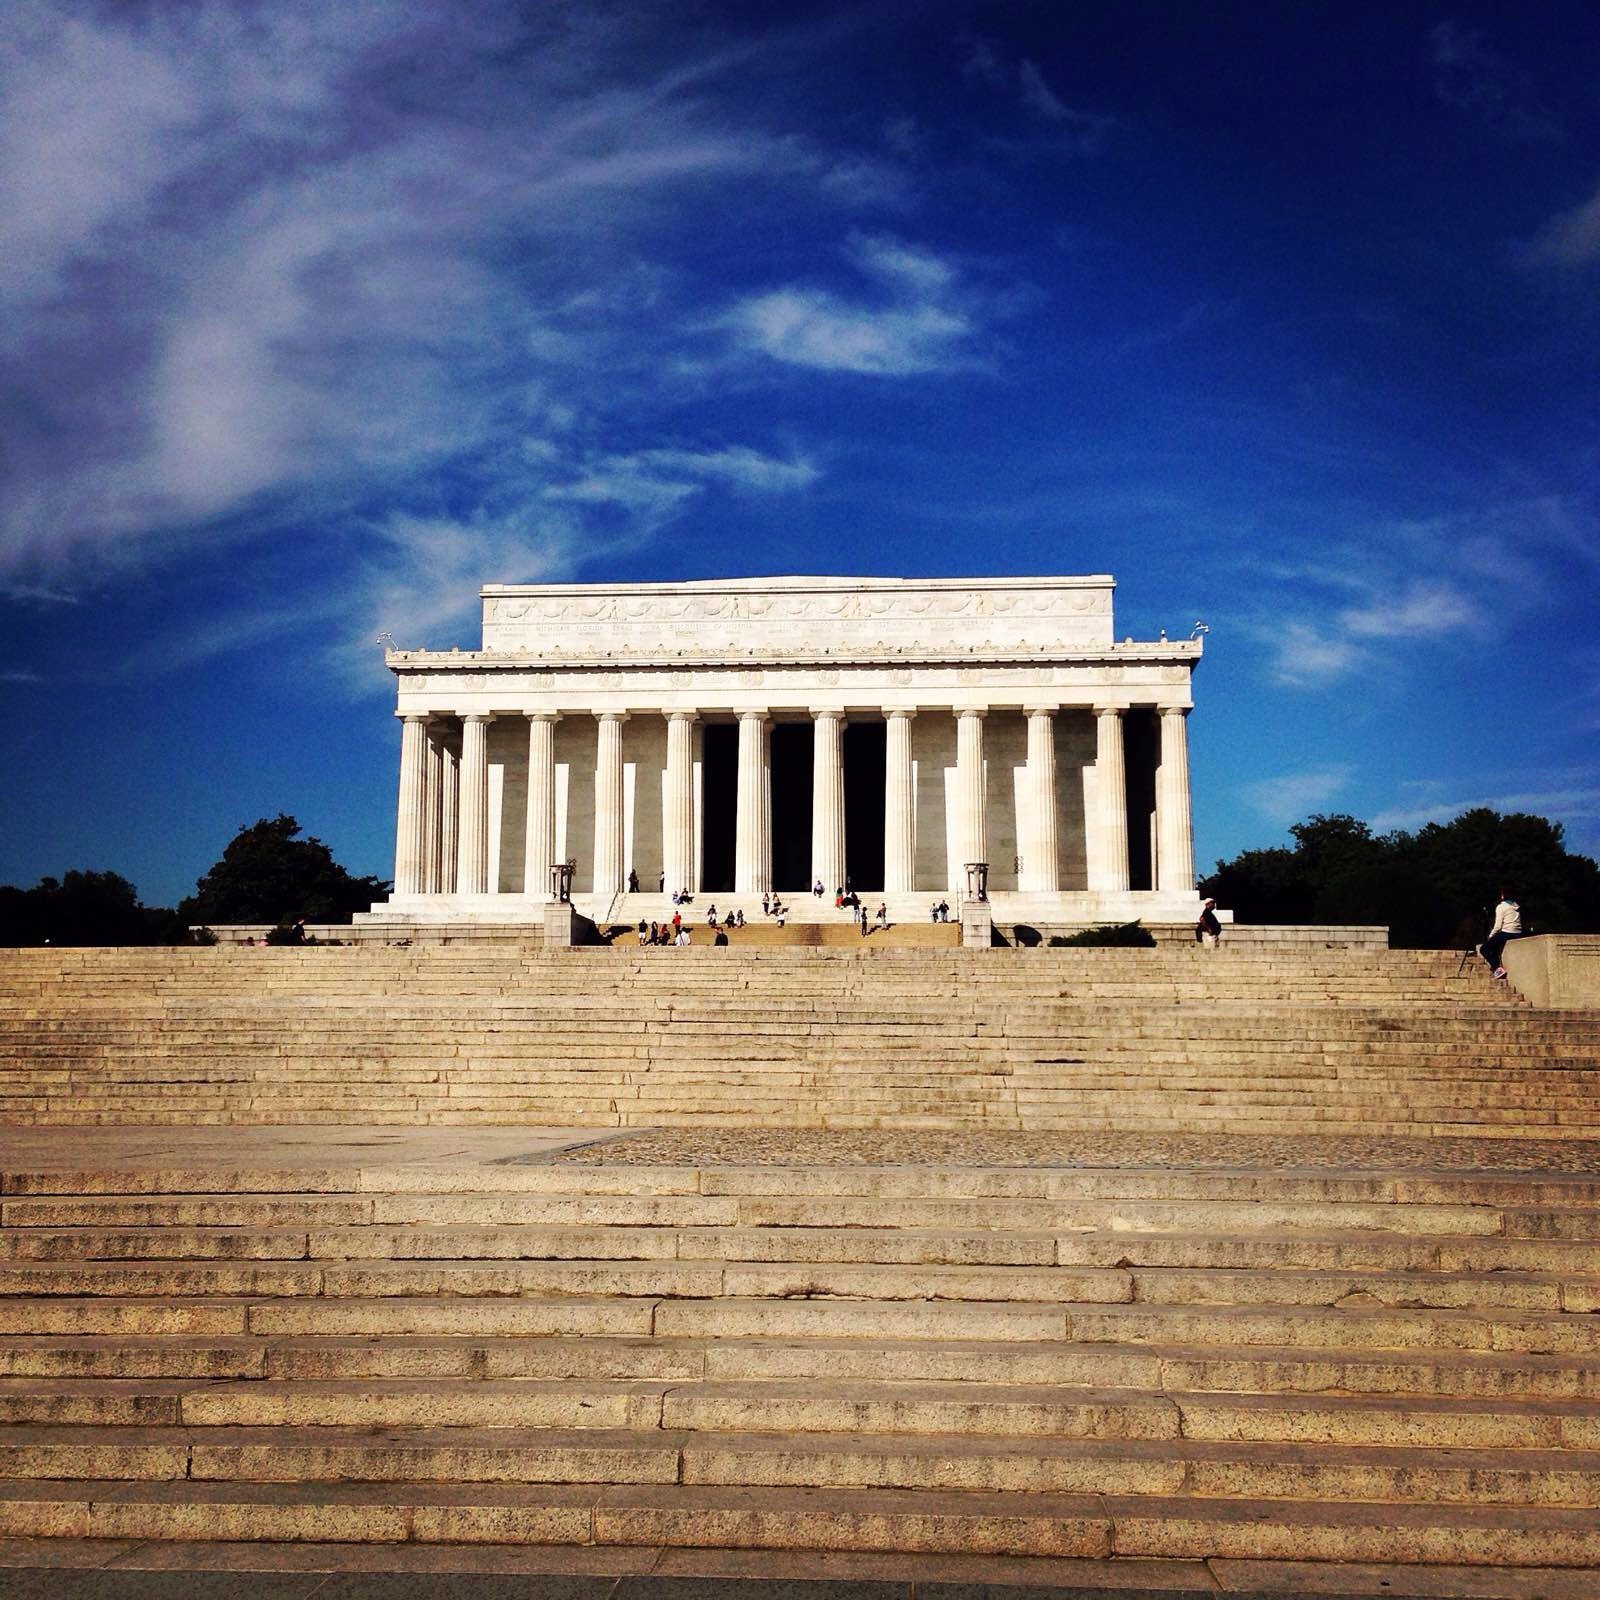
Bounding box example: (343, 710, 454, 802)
(960, 902, 994, 949)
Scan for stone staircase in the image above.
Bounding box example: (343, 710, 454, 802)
(0, 1150, 1593, 1566)
(0, 945, 1593, 1135)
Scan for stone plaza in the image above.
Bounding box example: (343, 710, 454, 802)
(366, 574, 1203, 928)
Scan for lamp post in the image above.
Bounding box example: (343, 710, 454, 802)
(550, 861, 575, 904)
(964, 861, 989, 904)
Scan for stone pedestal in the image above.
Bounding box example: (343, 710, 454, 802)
(961, 901, 994, 949)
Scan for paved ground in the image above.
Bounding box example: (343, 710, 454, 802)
(1, 1126, 1598, 1177)
(550, 1129, 1600, 1174)
(1, 1540, 1598, 1598)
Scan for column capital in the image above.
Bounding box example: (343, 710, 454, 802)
(812, 707, 846, 722)
(460, 711, 495, 725)
(1092, 703, 1125, 718)
(1023, 704, 1059, 718)
(883, 707, 917, 721)
(595, 710, 630, 725)
(398, 711, 430, 724)
(737, 708, 770, 723)
(1158, 703, 1191, 718)
(955, 706, 987, 721)
(666, 710, 698, 726)
(525, 710, 562, 724)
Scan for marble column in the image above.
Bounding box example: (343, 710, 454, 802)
(456, 713, 492, 895)
(524, 712, 559, 898)
(883, 709, 916, 893)
(592, 712, 628, 897)
(735, 710, 771, 894)
(422, 726, 443, 894)
(663, 711, 697, 897)
(811, 710, 846, 892)
(393, 714, 429, 896)
(1156, 706, 1196, 895)
(440, 737, 459, 895)
(1092, 705, 1130, 894)
(955, 709, 987, 877)
(1024, 707, 1059, 894)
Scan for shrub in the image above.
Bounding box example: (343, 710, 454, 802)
(1052, 921, 1155, 947)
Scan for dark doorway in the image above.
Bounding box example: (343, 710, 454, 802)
(700, 723, 737, 893)
(769, 723, 814, 890)
(843, 719, 886, 890)
(1124, 710, 1158, 892)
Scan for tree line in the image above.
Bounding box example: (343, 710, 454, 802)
(0, 816, 388, 946)
(3, 806, 1596, 949)
(1198, 808, 1600, 950)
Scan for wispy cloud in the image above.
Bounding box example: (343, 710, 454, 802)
(1428, 21, 1558, 143)
(725, 235, 976, 376)
(1337, 580, 1483, 641)
(1258, 495, 1586, 689)
(1526, 181, 1600, 268)
(1243, 766, 1353, 827)
(1267, 622, 1363, 688)
(0, 1, 832, 602)
(0, 670, 43, 685)
(962, 37, 1121, 156)
(1374, 770, 1600, 852)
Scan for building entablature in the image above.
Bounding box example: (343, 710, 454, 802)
(388, 651, 1199, 720)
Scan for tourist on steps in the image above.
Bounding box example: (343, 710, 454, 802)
(627, 868, 638, 892)
(637, 918, 649, 946)
(1196, 899, 1222, 949)
(1479, 892, 1524, 980)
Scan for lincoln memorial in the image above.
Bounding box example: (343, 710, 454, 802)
(365, 575, 1203, 926)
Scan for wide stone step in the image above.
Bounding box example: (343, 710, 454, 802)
(1, 1424, 1598, 1507)
(14, 1476, 1595, 1563)
(60, 1373, 1589, 1449)
(20, 1330, 1574, 1399)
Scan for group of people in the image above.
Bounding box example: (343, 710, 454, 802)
(704, 905, 746, 929)
(928, 900, 952, 923)
(637, 916, 691, 947)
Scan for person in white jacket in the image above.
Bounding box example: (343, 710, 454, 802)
(1479, 892, 1523, 979)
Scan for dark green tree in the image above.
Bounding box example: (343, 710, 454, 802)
(1201, 809, 1600, 949)
(177, 815, 389, 928)
(0, 870, 183, 947)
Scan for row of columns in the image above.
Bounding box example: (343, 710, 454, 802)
(394, 705, 1194, 899)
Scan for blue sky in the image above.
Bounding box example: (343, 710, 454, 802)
(3, 0, 1599, 906)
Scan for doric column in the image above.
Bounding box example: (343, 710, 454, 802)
(592, 712, 628, 897)
(456, 713, 492, 895)
(883, 709, 916, 893)
(422, 726, 443, 894)
(393, 714, 429, 896)
(735, 711, 771, 894)
(524, 713, 559, 898)
(955, 709, 986, 875)
(663, 711, 696, 897)
(1092, 705, 1130, 894)
(1157, 706, 1195, 894)
(811, 710, 846, 891)
(440, 736, 459, 895)
(1024, 707, 1059, 893)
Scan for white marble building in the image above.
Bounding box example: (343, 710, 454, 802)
(365, 575, 1203, 925)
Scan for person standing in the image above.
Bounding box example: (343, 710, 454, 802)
(1480, 891, 1524, 980)
(1195, 899, 1222, 949)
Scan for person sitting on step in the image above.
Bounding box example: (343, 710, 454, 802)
(1479, 891, 1525, 980)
